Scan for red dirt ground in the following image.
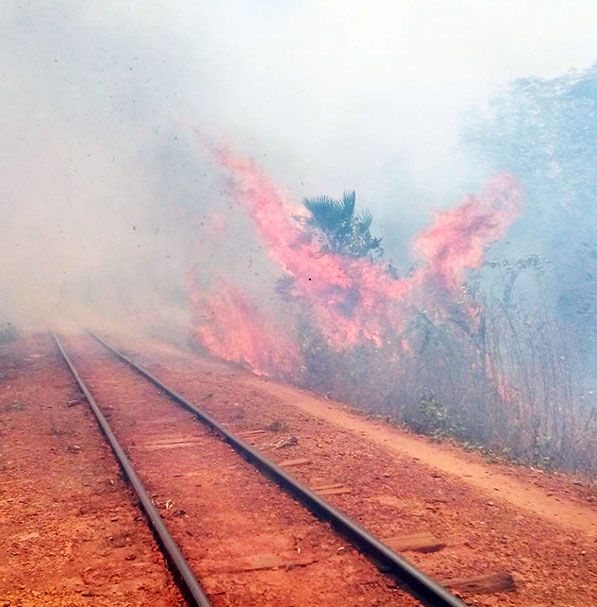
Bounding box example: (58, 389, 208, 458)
(55, 334, 422, 607)
(0, 335, 185, 607)
(111, 333, 597, 607)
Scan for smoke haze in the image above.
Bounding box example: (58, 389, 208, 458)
(3, 0, 597, 328)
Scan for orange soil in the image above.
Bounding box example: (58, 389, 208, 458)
(114, 334, 597, 607)
(58, 334, 421, 607)
(0, 335, 185, 607)
(248, 378, 597, 537)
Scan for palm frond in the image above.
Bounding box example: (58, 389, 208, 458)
(356, 208, 373, 232)
(303, 189, 383, 259)
(304, 195, 344, 232)
(340, 190, 356, 221)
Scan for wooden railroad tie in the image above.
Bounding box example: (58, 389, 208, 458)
(278, 457, 311, 468)
(441, 571, 516, 595)
(237, 429, 267, 438)
(382, 532, 445, 554)
(139, 438, 205, 450)
(311, 482, 352, 496)
(200, 551, 317, 574)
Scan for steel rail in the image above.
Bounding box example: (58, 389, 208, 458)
(51, 331, 212, 607)
(90, 330, 467, 607)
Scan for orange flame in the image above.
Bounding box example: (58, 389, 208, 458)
(190, 281, 301, 377)
(189, 146, 523, 378)
(413, 174, 523, 293)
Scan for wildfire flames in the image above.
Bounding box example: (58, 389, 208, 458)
(413, 176, 523, 293)
(190, 283, 301, 377)
(189, 146, 523, 378)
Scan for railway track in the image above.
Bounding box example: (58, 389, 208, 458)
(51, 330, 467, 607)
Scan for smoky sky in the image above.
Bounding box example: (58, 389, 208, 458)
(3, 0, 597, 326)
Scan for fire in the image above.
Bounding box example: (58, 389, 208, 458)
(413, 174, 523, 294)
(189, 146, 523, 379)
(190, 281, 301, 378)
(214, 149, 412, 350)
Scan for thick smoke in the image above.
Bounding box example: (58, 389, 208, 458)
(3, 1, 597, 332)
(0, 2, 211, 330)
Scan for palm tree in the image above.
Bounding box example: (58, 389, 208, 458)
(303, 191, 382, 261)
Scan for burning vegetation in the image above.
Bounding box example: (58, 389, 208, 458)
(186, 146, 597, 477)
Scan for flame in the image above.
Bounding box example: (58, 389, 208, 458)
(190, 281, 301, 377)
(413, 174, 523, 293)
(189, 146, 523, 379)
(215, 149, 412, 350)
